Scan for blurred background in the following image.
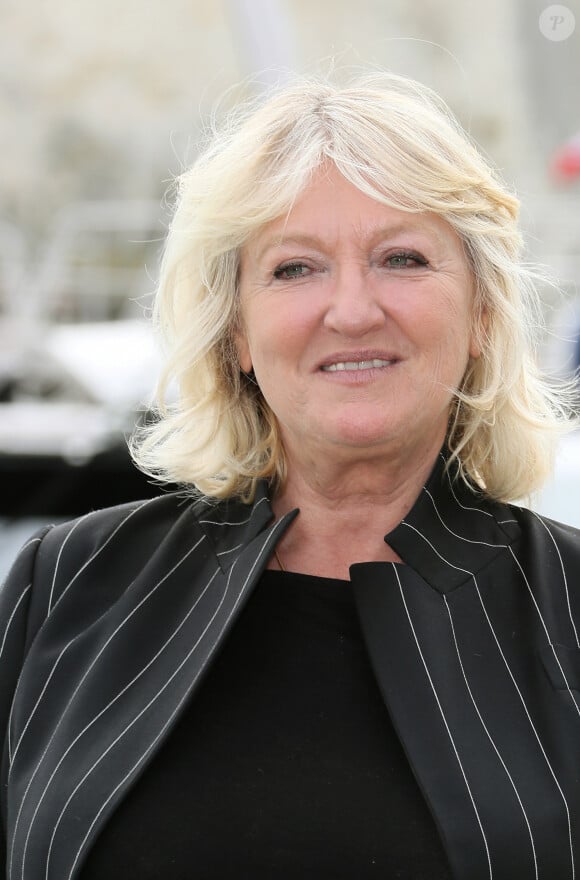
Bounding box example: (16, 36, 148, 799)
(1, 0, 579, 576)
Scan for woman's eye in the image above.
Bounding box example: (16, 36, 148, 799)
(385, 252, 427, 268)
(273, 262, 311, 280)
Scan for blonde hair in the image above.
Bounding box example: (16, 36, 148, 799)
(132, 71, 577, 503)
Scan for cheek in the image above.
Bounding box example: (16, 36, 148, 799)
(240, 327, 285, 382)
(251, 306, 315, 365)
(422, 312, 474, 383)
(236, 292, 280, 375)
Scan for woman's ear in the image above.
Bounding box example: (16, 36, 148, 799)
(235, 329, 253, 374)
(469, 302, 489, 360)
(469, 329, 482, 360)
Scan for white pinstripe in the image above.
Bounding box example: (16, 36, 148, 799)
(443, 595, 538, 879)
(1, 532, 41, 700)
(9, 641, 72, 769)
(16, 536, 43, 553)
(423, 489, 508, 548)
(217, 542, 244, 557)
(2, 523, 50, 761)
(47, 499, 157, 613)
(60, 524, 281, 880)
(3, 585, 33, 765)
(2, 535, 43, 577)
(392, 563, 493, 879)
(447, 491, 493, 518)
(47, 516, 90, 613)
(508, 547, 580, 720)
(440, 457, 494, 519)
(0, 585, 32, 664)
(198, 495, 268, 527)
(531, 511, 580, 648)
(11, 534, 207, 880)
(441, 463, 518, 529)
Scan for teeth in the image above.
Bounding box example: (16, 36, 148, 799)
(322, 359, 393, 372)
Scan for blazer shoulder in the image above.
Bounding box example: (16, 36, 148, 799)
(41, 491, 198, 552)
(35, 489, 254, 556)
(38, 491, 206, 592)
(508, 503, 580, 548)
(507, 504, 580, 624)
(2, 494, 199, 631)
(1, 488, 273, 678)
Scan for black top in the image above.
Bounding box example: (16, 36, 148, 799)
(79, 568, 451, 879)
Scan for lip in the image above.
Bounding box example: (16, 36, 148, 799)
(316, 350, 401, 371)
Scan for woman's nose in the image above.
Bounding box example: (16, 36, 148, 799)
(323, 268, 385, 336)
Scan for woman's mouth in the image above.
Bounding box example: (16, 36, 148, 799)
(320, 358, 395, 372)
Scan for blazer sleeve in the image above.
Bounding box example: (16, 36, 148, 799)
(0, 526, 52, 875)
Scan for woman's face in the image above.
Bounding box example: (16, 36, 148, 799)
(237, 166, 480, 469)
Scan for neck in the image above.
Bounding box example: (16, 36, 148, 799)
(270, 438, 443, 578)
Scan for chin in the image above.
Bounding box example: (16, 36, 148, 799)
(328, 422, 399, 449)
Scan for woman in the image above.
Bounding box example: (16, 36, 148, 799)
(1, 73, 579, 880)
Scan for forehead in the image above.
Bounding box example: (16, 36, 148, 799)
(244, 166, 464, 261)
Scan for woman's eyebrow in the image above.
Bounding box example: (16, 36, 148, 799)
(253, 222, 445, 262)
(254, 233, 326, 262)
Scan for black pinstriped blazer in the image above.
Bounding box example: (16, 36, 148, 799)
(1, 454, 579, 880)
